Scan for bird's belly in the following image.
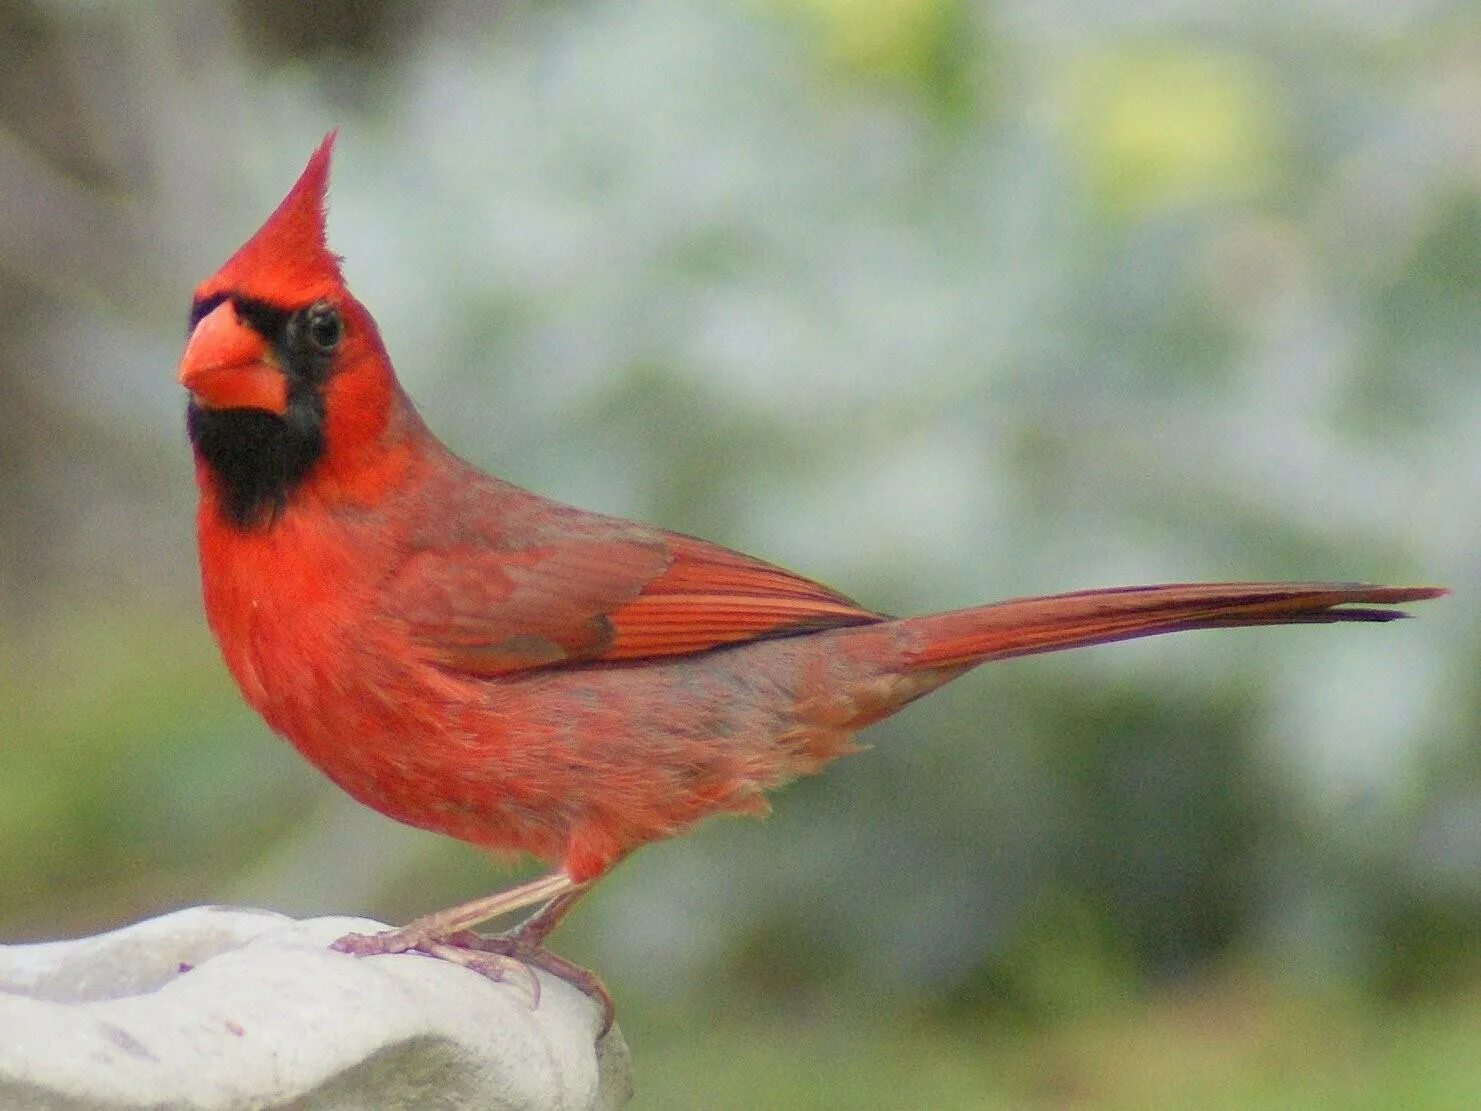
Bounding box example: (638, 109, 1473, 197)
(236, 618, 574, 861)
(269, 636, 868, 873)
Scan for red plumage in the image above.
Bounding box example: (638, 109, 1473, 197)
(179, 138, 1443, 1017)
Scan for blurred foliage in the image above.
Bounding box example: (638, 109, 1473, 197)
(1064, 44, 1280, 217)
(767, 0, 980, 115)
(1, 0, 1477, 1104)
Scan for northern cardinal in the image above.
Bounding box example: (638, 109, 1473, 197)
(179, 135, 1442, 1024)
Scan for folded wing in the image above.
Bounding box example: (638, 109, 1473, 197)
(388, 529, 882, 676)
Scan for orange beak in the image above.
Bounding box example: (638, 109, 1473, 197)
(178, 301, 288, 414)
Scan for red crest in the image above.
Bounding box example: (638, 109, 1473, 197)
(195, 132, 343, 306)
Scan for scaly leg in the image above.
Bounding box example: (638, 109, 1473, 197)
(331, 872, 612, 1031)
(331, 870, 576, 956)
(509, 887, 588, 947)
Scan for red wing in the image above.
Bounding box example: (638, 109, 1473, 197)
(390, 531, 881, 677)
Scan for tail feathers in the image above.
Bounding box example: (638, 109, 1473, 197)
(901, 582, 1446, 671)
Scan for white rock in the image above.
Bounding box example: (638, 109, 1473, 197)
(0, 906, 632, 1109)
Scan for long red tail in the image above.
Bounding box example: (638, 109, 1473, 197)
(901, 582, 1446, 671)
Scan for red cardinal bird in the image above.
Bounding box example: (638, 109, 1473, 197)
(179, 135, 1442, 1022)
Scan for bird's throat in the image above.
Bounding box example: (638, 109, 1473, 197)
(187, 391, 325, 529)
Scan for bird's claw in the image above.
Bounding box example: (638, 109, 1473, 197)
(456, 932, 616, 1036)
(419, 936, 543, 1005)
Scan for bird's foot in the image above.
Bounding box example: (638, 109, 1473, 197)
(331, 926, 539, 997)
(330, 925, 613, 1034)
(454, 930, 615, 1036)
(330, 924, 428, 958)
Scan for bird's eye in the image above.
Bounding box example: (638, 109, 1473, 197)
(304, 304, 342, 353)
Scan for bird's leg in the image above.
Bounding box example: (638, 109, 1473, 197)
(508, 887, 588, 946)
(331, 870, 577, 957)
(331, 871, 615, 1030)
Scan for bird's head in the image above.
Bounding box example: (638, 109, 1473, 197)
(180, 134, 406, 528)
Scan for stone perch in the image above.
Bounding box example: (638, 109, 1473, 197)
(0, 907, 632, 1109)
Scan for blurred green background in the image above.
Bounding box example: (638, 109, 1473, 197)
(1, 0, 1477, 1106)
